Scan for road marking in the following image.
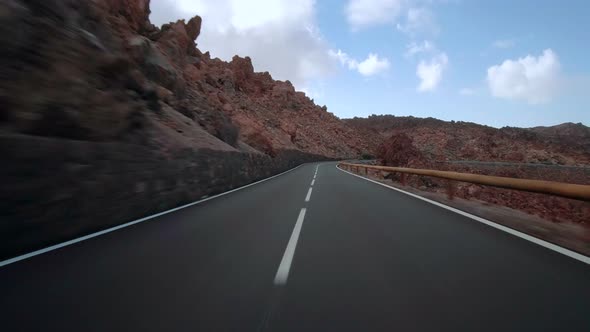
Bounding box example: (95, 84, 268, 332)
(311, 179, 315, 186)
(336, 165, 590, 265)
(305, 187, 313, 202)
(0, 164, 310, 268)
(274, 208, 307, 285)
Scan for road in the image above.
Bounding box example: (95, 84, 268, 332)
(1, 162, 589, 331)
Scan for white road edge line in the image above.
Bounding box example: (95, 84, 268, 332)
(305, 187, 313, 202)
(0, 164, 309, 268)
(336, 165, 590, 265)
(274, 208, 307, 285)
(311, 179, 315, 186)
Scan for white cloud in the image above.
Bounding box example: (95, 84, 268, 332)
(329, 49, 356, 70)
(459, 88, 475, 95)
(345, 0, 444, 46)
(329, 50, 391, 76)
(404, 40, 448, 92)
(345, 1, 439, 36)
(405, 40, 435, 58)
(300, 83, 325, 100)
(396, 7, 438, 36)
(416, 52, 448, 92)
(357, 54, 391, 76)
(345, 0, 404, 29)
(149, 0, 336, 89)
(486, 49, 561, 104)
(492, 39, 515, 49)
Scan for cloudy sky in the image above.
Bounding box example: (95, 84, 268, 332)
(150, 0, 590, 127)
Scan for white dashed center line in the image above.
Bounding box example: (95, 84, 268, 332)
(274, 165, 318, 286)
(305, 187, 313, 202)
(274, 208, 307, 285)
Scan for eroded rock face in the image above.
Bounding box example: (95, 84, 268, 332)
(185, 16, 202, 41)
(105, 0, 151, 32)
(1, 0, 370, 158)
(358, 115, 590, 225)
(1, 0, 355, 258)
(346, 115, 590, 165)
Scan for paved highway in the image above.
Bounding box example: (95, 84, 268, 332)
(1, 162, 589, 331)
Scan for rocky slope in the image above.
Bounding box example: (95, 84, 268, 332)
(346, 115, 590, 165)
(1, 0, 368, 158)
(0, 0, 367, 259)
(529, 122, 590, 153)
(346, 116, 590, 225)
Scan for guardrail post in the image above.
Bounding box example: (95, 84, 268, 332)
(446, 180, 456, 200)
(400, 173, 406, 186)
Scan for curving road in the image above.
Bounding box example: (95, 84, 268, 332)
(0, 162, 589, 331)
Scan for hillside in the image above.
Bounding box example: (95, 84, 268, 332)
(0, 0, 367, 258)
(345, 115, 590, 225)
(529, 122, 590, 152)
(0, 0, 368, 158)
(345, 115, 590, 165)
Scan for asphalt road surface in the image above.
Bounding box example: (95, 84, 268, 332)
(1, 162, 589, 331)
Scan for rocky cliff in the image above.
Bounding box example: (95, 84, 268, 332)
(1, 0, 368, 157)
(0, 0, 367, 259)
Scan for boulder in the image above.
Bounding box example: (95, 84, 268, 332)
(186, 16, 202, 41)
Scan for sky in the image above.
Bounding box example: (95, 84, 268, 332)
(149, 0, 590, 128)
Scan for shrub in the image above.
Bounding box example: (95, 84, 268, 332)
(377, 133, 428, 167)
(360, 153, 374, 160)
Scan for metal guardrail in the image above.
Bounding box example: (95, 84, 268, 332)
(442, 160, 590, 170)
(339, 162, 590, 202)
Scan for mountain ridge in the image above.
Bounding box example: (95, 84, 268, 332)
(345, 115, 590, 166)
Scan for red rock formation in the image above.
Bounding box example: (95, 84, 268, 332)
(349, 115, 590, 225)
(2, 0, 362, 257)
(105, 0, 151, 32)
(346, 115, 590, 165)
(0, 0, 369, 159)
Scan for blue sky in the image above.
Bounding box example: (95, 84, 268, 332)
(151, 0, 590, 128)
